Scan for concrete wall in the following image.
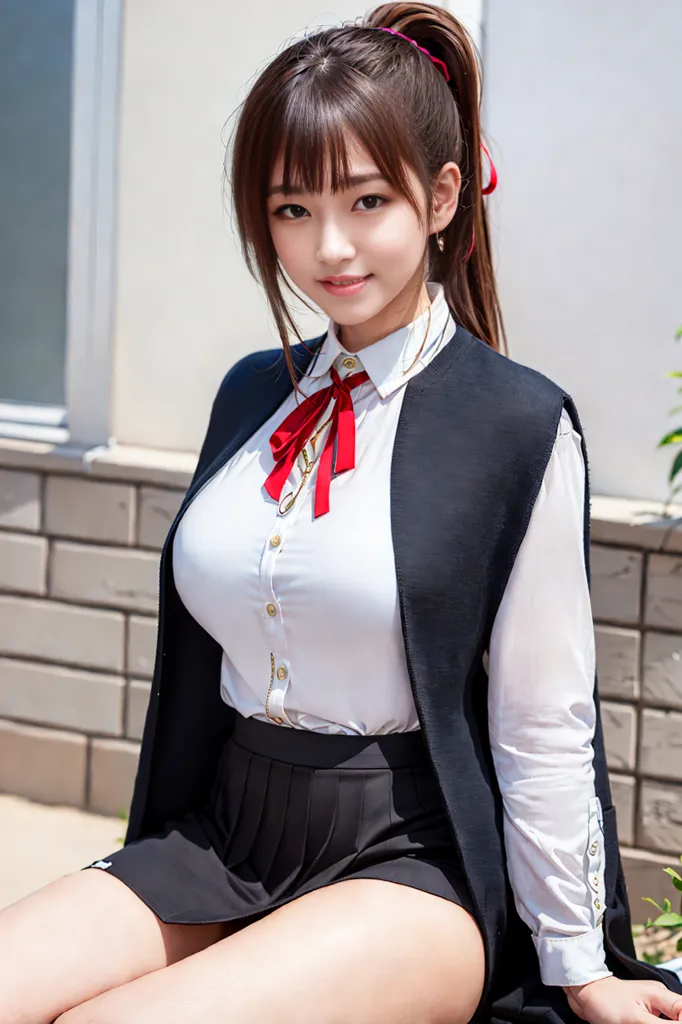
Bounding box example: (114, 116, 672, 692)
(483, 0, 682, 503)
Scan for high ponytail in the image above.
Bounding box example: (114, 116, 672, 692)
(229, 1, 506, 394)
(364, 2, 506, 355)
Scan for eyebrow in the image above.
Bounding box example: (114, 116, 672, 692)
(267, 172, 388, 199)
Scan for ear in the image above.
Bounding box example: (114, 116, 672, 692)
(429, 162, 462, 235)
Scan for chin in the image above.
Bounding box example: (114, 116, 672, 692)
(315, 293, 388, 327)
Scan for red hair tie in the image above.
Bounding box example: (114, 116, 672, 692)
(465, 142, 498, 261)
(378, 27, 450, 82)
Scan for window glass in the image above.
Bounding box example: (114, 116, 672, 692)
(0, 0, 75, 406)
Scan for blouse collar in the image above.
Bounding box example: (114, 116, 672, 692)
(307, 281, 456, 400)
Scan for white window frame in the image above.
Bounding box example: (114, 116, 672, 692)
(0, 0, 122, 449)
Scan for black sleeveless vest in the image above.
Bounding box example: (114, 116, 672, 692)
(125, 324, 682, 1022)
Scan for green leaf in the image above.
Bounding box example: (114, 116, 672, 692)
(669, 448, 682, 486)
(663, 898, 672, 913)
(652, 912, 682, 927)
(668, 405, 682, 416)
(642, 950, 666, 965)
(643, 897, 664, 912)
(658, 429, 682, 447)
(663, 867, 682, 892)
(677, 936, 682, 952)
(667, 371, 682, 378)
(676, 325, 682, 340)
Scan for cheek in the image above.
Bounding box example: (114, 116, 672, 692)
(269, 222, 310, 275)
(364, 206, 425, 263)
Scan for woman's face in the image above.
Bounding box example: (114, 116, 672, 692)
(266, 134, 433, 336)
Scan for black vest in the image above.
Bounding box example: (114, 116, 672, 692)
(126, 324, 682, 1022)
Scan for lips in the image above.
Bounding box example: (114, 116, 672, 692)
(318, 274, 372, 297)
(320, 276, 368, 284)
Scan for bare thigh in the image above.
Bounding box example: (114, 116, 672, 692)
(0, 867, 243, 1024)
(55, 878, 486, 1024)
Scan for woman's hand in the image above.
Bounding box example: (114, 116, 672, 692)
(565, 976, 682, 1023)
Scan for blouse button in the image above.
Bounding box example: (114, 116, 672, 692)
(266, 603, 277, 617)
(276, 665, 288, 681)
(589, 842, 598, 856)
(270, 535, 281, 547)
(274, 717, 283, 724)
(594, 900, 601, 910)
(342, 357, 356, 370)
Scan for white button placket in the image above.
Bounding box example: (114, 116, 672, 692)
(586, 796, 606, 922)
(260, 390, 334, 725)
(260, 514, 295, 725)
(260, 355, 365, 724)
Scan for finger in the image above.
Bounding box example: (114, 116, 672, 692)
(648, 988, 682, 1020)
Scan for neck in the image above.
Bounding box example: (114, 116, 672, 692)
(337, 275, 432, 354)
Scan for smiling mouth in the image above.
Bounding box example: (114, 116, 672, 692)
(320, 275, 371, 286)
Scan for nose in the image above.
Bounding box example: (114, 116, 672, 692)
(315, 219, 356, 267)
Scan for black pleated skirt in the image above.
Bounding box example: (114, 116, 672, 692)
(84, 713, 474, 927)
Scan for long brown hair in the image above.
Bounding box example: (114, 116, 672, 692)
(227, 2, 507, 393)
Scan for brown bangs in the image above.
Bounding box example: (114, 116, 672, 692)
(273, 71, 423, 218)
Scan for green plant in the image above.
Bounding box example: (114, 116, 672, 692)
(116, 806, 128, 848)
(639, 855, 682, 965)
(657, 324, 682, 515)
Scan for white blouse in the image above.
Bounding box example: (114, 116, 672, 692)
(173, 282, 611, 988)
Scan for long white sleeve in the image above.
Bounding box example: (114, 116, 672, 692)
(487, 406, 612, 988)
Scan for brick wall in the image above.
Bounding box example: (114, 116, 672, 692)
(1, 448, 681, 919)
(0, 456, 188, 818)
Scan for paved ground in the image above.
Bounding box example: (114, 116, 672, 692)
(0, 793, 123, 909)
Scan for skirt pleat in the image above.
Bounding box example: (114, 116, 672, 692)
(84, 712, 475, 926)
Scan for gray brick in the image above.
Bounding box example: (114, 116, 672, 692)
(45, 476, 135, 545)
(138, 487, 184, 550)
(590, 546, 642, 625)
(89, 738, 140, 817)
(0, 469, 40, 532)
(595, 626, 639, 700)
(639, 781, 682, 853)
(127, 616, 157, 679)
(646, 553, 682, 630)
(622, 848, 682, 924)
(0, 595, 124, 673)
(608, 773, 635, 845)
(0, 658, 123, 735)
(643, 631, 682, 710)
(51, 541, 159, 614)
(126, 679, 151, 740)
(601, 701, 637, 771)
(640, 708, 682, 781)
(0, 718, 86, 806)
(0, 531, 47, 595)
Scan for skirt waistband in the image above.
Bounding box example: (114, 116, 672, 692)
(229, 713, 430, 770)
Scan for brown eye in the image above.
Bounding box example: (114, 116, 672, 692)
(275, 204, 309, 220)
(354, 195, 387, 212)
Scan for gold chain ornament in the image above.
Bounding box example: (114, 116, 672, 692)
(277, 409, 334, 515)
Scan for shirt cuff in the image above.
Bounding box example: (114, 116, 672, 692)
(533, 924, 614, 987)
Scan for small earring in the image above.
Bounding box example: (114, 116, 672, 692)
(436, 231, 445, 252)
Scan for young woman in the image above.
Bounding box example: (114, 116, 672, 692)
(2, 3, 681, 1022)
